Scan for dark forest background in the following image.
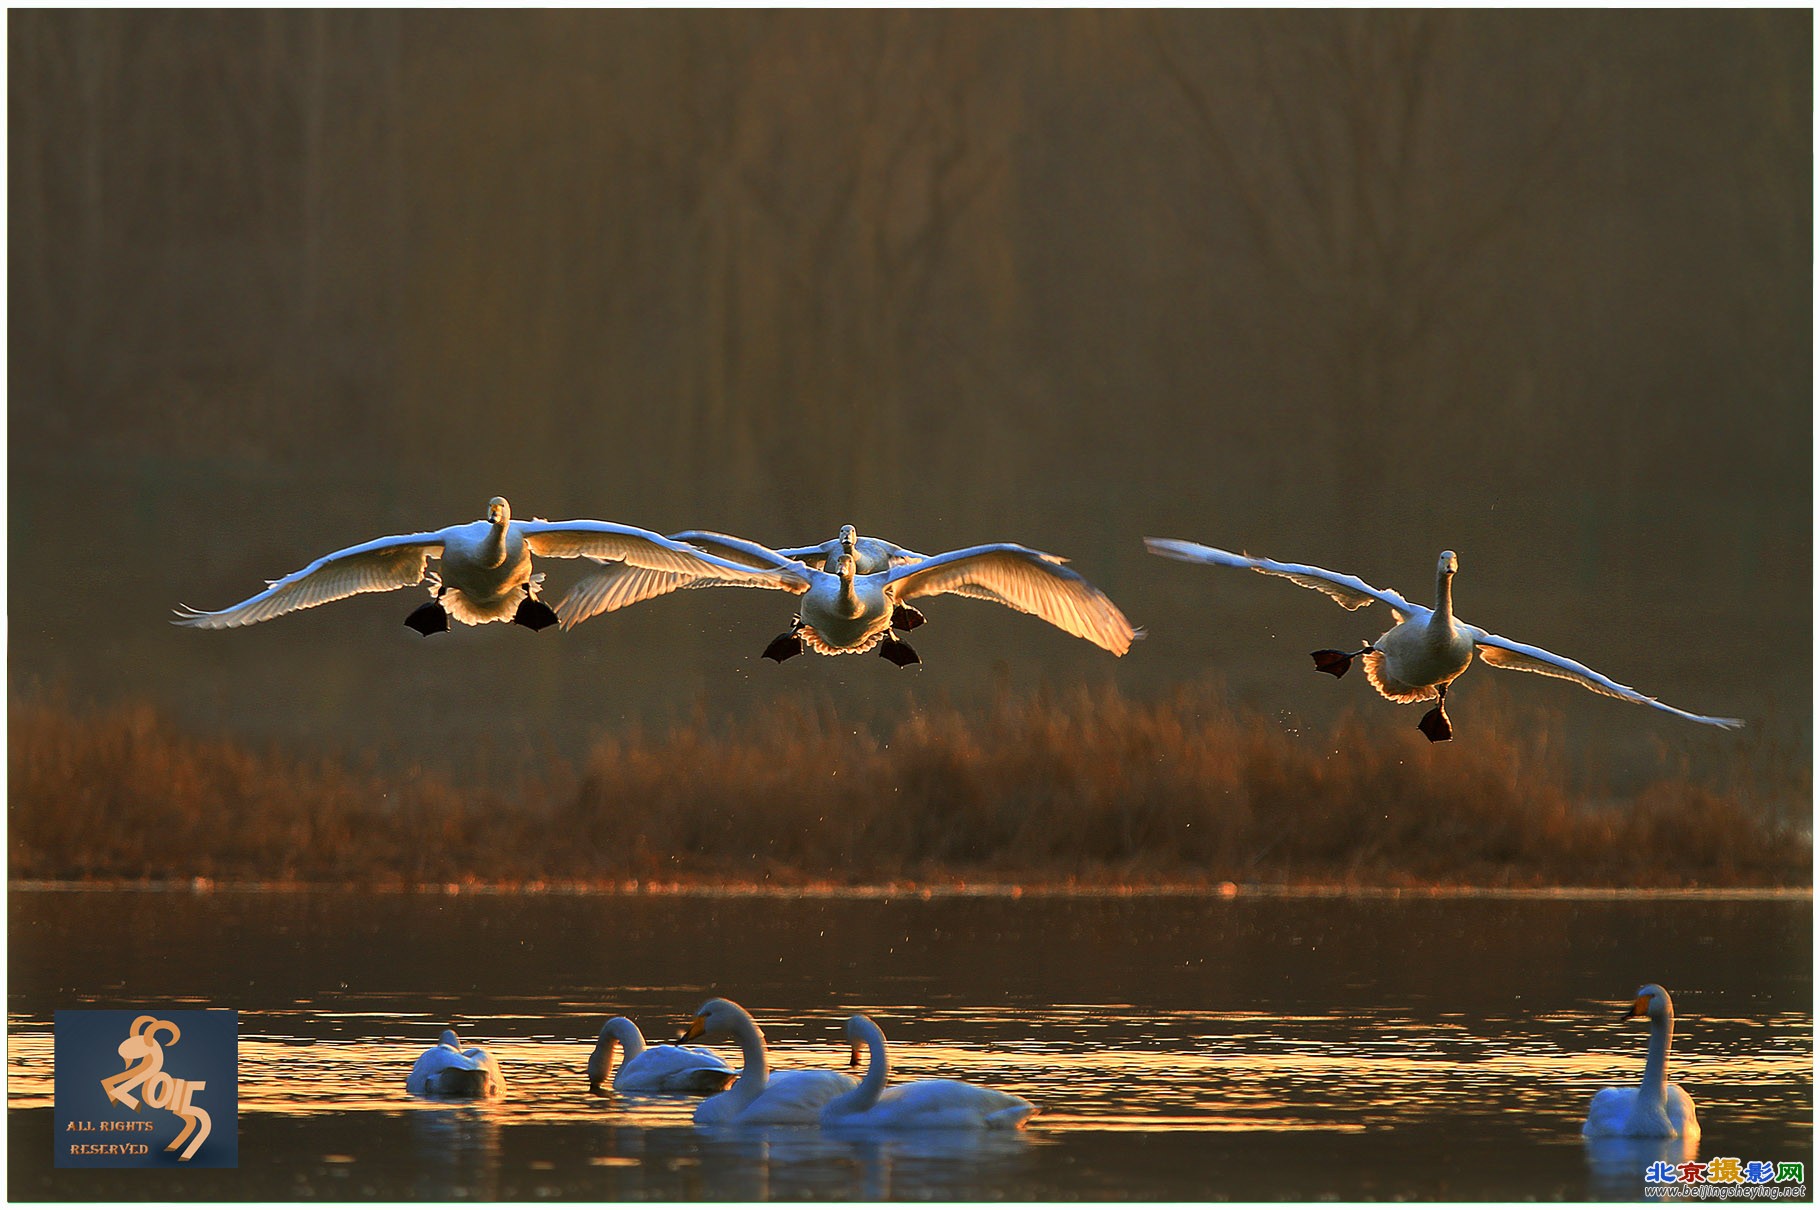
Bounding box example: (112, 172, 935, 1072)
(8, 11, 1809, 804)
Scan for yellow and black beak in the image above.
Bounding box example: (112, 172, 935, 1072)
(848, 1043, 862, 1070)
(1622, 995, 1650, 1021)
(677, 1015, 707, 1045)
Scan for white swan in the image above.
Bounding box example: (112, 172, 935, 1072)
(678, 998, 857, 1126)
(587, 1015, 735, 1095)
(778, 525, 944, 632)
(779, 525, 927, 575)
(558, 528, 1140, 666)
(1145, 539, 1743, 742)
(407, 1029, 506, 1100)
(821, 1014, 1036, 1131)
(1582, 984, 1701, 1140)
(174, 497, 794, 635)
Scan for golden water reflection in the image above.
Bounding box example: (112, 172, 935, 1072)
(10, 1004, 1809, 1141)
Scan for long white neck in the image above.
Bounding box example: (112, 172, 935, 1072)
(610, 1017, 646, 1059)
(1639, 1010, 1672, 1105)
(834, 557, 862, 619)
(588, 1018, 647, 1089)
(723, 1010, 770, 1105)
(826, 1019, 889, 1116)
(1430, 566, 1456, 632)
(479, 515, 510, 569)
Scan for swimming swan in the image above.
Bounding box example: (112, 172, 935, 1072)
(174, 497, 793, 635)
(821, 1014, 1036, 1130)
(1582, 984, 1701, 1140)
(678, 998, 856, 1125)
(1144, 540, 1742, 742)
(558, 528, 1139, 666)
(407, 1029, 506, 1099)
(587, 1015, 735, 1095)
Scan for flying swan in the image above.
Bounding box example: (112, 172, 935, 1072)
(587, 1015, 735, 1095)
(1144, 540, 1742, 742)
(677, 998, 857, 1126)
(173, 497, 791, 635)
(821, 1014, 1036, 1130)
(1582, 984, 1701, 1140)
(557, 528, 1139, 666)
(407, 1029, 507, 1100)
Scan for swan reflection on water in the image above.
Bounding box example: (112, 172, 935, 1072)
(408, 1102, 503, 1201)
(1581, 1133, 1700, 1201)
(688, 1121, 1036, 1201)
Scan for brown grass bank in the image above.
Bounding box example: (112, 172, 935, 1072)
(9, 688, 1808, 889)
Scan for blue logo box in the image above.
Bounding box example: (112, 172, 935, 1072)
(53, 1009, 238, 1168)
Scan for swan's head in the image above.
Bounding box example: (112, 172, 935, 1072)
(1437, 550, 1459, 578)
(838, 524, 858, 555)
(487, 497, 511, 525)
(835, 552, 857, 583)
(840, 1014, 881, 1069)
(1625, 984, 1674, 1022)
(678, 998, 752, 1046)
(439, 1028, 462, 1049)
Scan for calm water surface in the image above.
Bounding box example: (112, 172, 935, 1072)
(8, 888, 1811, 1200)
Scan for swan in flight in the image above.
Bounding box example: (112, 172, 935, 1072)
(407, 1029, 506, 1099)
(587, 1015, 735, 1095)
(822, 1014, 1036, 1131)
(558, 528, 1139, 666)
(561, 525, 939, 635)
(1582, 984, 1701, 1140)
(1145, 539, 1742, 742)
(173, 497, 791, 635)
(779, 525, 937, 631)
(779, 525, 927, 575)
(677, 998, 857, 1125)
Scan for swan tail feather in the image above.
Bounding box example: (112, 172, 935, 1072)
(1362, 650, 1439, 703)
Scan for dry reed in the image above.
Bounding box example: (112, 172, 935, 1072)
(9, 687, 1807, 889)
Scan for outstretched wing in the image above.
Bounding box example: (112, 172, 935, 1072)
(1143, 538, 1422, 618)
(777, 535, 928, 573)
(551, 529, 810, 630)
(1473, 632, 1743, 729)
(520, 520, 799, 578)
(885, 543, 1139, 656)
(777, 540, 838, 570)
(670, 530, 809, 571)
(173, 531, 445, 629)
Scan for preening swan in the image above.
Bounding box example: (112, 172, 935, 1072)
(588, 1015, 735, 1095)
(821, 1014, 1036, 1130)
(1582, 985, 1701, 1140)
(557, 527, 1140, 666)
(1144, 539, 1742, 742)
(174, 497, 793, 635)
(678, 998, 856, 1126)
(407, 1029, 506, 1100)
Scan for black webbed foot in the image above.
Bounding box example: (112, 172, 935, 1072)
(878, 636, 920, 667)
(763, 633, 805, 663)
(405, 601, 451, 636)
(1311, 649, 1353, 678)
(1417, 705, 1453, 743)
(891, 604, 927, 631)
(513, 597, 560, 631)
